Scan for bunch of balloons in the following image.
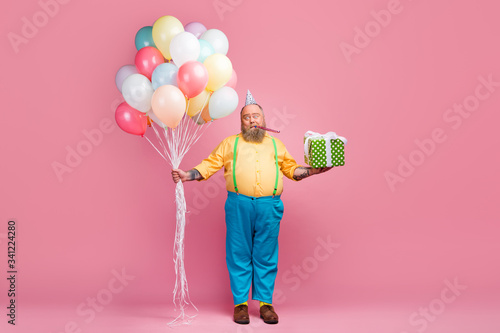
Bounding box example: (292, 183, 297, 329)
(115, 16, 238, 136)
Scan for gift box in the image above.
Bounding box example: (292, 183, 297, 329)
(304, 131, 347, 168)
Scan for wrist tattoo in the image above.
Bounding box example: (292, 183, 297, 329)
(293, 167, 311, 180)
(188, 169, 202, 181)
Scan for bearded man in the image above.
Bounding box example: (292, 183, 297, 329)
(171, 91, 332, 325)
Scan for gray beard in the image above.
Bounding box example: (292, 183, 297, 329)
(241, 121, 266, 143)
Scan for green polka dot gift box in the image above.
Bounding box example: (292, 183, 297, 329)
(304, 131, 347, 168)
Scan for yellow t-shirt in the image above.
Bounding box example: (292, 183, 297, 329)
(194, 133, 302, 197)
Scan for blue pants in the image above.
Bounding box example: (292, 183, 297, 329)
(224, 191, 284, 305)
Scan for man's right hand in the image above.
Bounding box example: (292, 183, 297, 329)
(171, 169, 188, 183)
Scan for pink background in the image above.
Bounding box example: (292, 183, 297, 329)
(1, 0, 499, 332)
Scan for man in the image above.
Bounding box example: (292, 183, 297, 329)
(171, 91, 332, 325)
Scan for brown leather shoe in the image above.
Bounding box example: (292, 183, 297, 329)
(233, 304, 250, 324)
(260, 305, 279, 324)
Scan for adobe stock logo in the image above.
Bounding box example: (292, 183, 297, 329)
(339, 0, 414, 63)
(273, 235, 340, 305)
(213, 0, 244, 21)
(51, 96, 122, 182)
(7, 0, 72, 54)
(385, 74, 499, 192)
(52, 268, 135, 333)
(51, 119, 116, 182)
(400, 278, 467, 333)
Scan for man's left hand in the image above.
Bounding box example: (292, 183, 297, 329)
(293, 166, 333, 180)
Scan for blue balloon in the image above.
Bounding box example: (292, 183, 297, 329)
(151, 63, 178, 90)
(197, 39, 215, 63)
(135, 26, 156, 50)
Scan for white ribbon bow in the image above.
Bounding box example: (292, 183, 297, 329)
(304, 131, 347, 167)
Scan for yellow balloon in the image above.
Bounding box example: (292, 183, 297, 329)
(152, 16, 184, 60)
(186, 90, 211, 117)
(204, 54, 233, 91)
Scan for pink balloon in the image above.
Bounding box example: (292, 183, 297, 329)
(177, 61, 209, 98)
(115, 102, 148, 136)
(151, 85, 186, 129)
(135, 46, 164, 80)
(184, 22, 207, 38)
(225, 69, 237, 89)
(115, 65, 138, 92)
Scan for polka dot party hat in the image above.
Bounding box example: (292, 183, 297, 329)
(245, 90, 257, 106)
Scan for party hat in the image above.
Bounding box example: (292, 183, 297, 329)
(245, 90, 257, 106)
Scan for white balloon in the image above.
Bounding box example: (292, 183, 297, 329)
(200, 29, 229, 55)
(209, 86, 238, 119)
(170, 32, 201, 67)
(121, 74, 154, 113)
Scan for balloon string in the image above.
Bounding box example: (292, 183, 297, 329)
(144, 134, 169, 163)
(190, 91, 212, 134)
(146, 108, 212, 327)
(178, 112, 189, 158)
(168, 181, 199, 327)
(193, 111, 202, 124)
(151, 122, 172, 163)
(202, 91, 211, 112)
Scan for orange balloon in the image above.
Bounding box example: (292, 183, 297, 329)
(201, 107, 213, 123)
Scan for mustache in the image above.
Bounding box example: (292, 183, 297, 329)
(241, 120, 267, 143)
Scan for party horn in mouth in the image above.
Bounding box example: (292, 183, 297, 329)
(254, 125, 280, 133)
